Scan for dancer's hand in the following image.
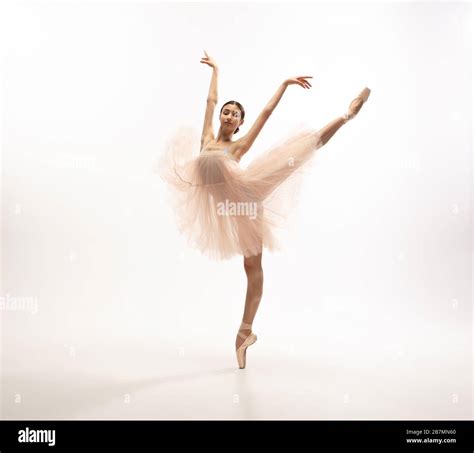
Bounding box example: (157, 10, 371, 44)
(200, 50, 218, 70)
(284, 76, 313, 89)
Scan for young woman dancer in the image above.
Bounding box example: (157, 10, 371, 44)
(159, 50, 370, 369)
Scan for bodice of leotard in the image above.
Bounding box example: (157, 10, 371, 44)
(201, 146, 238, 161)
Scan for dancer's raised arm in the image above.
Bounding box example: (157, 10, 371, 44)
(236, 76, 312, 159)
(200, 51, 219, 146)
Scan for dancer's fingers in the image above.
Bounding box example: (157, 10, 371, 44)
(297, 79, 311, 88)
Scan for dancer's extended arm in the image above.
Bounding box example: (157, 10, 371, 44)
(200, 51, 219, 147)
(235, 76, 312, 159)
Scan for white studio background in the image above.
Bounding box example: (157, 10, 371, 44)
(0, 1, 472, 420)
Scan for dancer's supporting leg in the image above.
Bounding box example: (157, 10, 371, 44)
(236, 249, 263, 350)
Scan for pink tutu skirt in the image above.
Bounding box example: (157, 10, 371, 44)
(157, 124, 324, 260)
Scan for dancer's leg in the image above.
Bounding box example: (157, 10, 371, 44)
(317, 95, 367, 146)
(236, 250, 264, 349)
(317, 116, 346, 146)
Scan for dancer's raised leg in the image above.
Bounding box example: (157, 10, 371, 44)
(318, 87, 371, 146)
(318, 116, 347, 146)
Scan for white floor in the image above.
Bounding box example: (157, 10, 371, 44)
(2, 318, 471, 420)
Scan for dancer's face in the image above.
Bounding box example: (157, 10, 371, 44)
(220, 105, 243, 133)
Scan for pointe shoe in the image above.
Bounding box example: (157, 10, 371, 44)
(236, 321, 257, 369)
(342, 87, 371, 123)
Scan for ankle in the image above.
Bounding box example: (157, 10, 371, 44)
(239, 321, 252, 331)
(238, 328, 251, 334)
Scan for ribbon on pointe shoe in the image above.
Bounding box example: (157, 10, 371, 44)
(342, 87, 371, 123)
(342, 98, 362, 123)
(342, 111, 353, 123)
(238, 321, 252, 339)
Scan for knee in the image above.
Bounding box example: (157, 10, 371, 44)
(244, 255, 263, 275)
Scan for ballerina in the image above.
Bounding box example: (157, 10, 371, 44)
(159, 50, 371, 369)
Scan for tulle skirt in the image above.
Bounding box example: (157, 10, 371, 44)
(157, 123, 324, 260)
